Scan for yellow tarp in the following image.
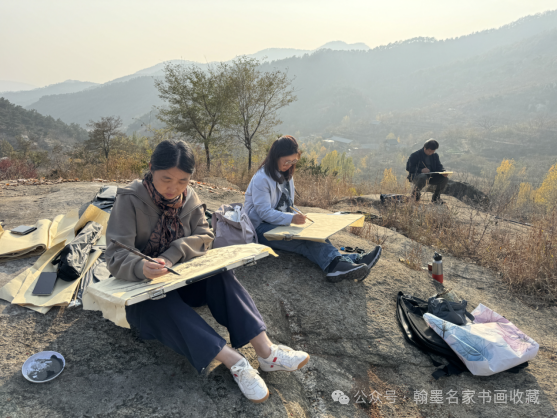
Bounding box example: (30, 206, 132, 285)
(74, 205, 110, 236)
(0, 205, 110, 313)
(0, 209, 80, 262)
(1, 219, 54, 261)
(83, 243, 277, 328)
(263, 213, 365, 243)
(10, 244, 102, 310)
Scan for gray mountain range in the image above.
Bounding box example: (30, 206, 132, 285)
(1, 13, 555, 134)
(1, 80, 99, 107)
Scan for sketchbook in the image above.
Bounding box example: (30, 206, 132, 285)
(263, 213, 365, 243)
(82, 243, 277, 328)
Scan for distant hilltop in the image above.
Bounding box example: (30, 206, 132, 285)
(247, 40, 371, 62)
(0, 80, 38, 93)
(318, 41, 371, 51)
(1, 80, 99, 107)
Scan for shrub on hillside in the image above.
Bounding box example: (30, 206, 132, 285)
(0, 158, 38, 180)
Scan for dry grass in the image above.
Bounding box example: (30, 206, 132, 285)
(481, 210, 557, 299)
(401, 242, 424, 271)
(295, 172, 360, 207)
(377, 200, 557, 303)
(350, 222, 389, 247)
(63, 154, 149, 181)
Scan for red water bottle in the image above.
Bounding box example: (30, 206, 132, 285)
(432, 252, 443, 283)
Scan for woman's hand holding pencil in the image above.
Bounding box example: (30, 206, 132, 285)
(110, 238, 180, 280)
(290, 206, 314, 224)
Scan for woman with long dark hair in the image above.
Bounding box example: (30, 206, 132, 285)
(105, 139, 309, 403)
(244, 135, 381, 282)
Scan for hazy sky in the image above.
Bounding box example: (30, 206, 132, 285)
(1, 0, 555, 87)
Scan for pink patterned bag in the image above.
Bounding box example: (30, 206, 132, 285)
(424, 304, 539, 376)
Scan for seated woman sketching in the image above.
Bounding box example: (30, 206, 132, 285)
(105, 139, 309, 404)
(244, 135, 382, 282)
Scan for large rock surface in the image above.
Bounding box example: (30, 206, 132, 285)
(0, 182, 556, 417)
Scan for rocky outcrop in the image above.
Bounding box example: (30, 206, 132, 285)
(426, 180, 489, 206)
(0, 182, 555, 417)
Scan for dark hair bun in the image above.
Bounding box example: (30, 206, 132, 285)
(151, 140, 196, 174)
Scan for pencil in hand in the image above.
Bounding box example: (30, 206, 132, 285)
(110, 238, 180, 275)
(290, 206, 314, 223)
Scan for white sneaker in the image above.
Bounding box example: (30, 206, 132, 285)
(258, 344, 310, 372)
(230, 358, 270, 403)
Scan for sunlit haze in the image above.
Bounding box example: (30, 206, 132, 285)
(1, 0, 555, 87)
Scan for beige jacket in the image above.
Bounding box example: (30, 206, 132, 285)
(105, 180, 214, 282)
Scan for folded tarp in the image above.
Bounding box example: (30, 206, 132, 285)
(0, 209, 79, 262)
(263, 213, 365, 243)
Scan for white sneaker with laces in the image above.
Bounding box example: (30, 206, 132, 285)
(258, 344, 310, 372)
(230, 358, 269, 403)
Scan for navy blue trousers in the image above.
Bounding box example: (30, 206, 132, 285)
(125, 270, 267, 374)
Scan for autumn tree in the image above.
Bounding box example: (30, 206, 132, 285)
(0, 139, 14, 158)
(535, 164, 557, 212)
(227, 56, 296, 170)
(155, 62, 230, 172)
(85, 116, 124, 174)
(320, 150, 356, 178)
(15, 135, 36, 158)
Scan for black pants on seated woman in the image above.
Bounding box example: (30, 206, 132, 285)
(105, 139, 309, 403)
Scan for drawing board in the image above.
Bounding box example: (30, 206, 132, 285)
(83, 243, 277, 328)
(263, 213, 365, 243)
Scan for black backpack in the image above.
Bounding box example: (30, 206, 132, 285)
(396, 292, 468, 379)
(52, 221, 103, 282)
(396, 292, 529, 379)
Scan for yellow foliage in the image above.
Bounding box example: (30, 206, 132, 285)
(359, 156, 368, 168)
(516, 182, 534, 207)
(494, 159, 515, 191)
(321, 150, 355, 178)
(496, 159, 515, 177)
(321, 150, 339, 173)
(535, 164, 557, 211)
(380, 168, 398, 190)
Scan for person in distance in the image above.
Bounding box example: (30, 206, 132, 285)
(244, 135, 382, 283)
(406, 138, 449, 204)
(105, 139, 309, 404)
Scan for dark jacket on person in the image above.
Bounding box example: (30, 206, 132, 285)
(406, 148, 445, 181)
(105, 180, 214, 282)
